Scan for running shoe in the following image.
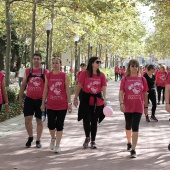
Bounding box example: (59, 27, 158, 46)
(83, 137, 90, 149)
(150, 115, 158, 122)
(50, 138, 55, 150)
(54, 145, 61, 153)
(146, 115, 150, 122)
(36, 141, 42, 148)
(91, 141, 97, 149)
(127, 143, 132, 151)
(130, 150, 137, 158)
(25, 137, 33, 148)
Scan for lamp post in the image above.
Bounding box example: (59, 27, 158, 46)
(45, 20, 52, 69)
(73, 34, 79, 80)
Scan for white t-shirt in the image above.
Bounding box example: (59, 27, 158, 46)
(18, 68, 25, 77)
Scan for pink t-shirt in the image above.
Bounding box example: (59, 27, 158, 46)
(46, 72, 68, 110)
(156, 71, 167, 87)
(0, 71, 4, 104)
(166, 74, 170, 103)
(76, 71, 82, 81)
(120, 76, 148, 113)
(115, 67, 119, 73)
(26, 68, 48, 99)
(78, 71, 107, 106)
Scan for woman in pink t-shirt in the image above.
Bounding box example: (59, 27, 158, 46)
(0, 71, 9, 112)
(165, 73, 170, 150)
(119, 59, 148, 158)
(74, 56, 107, 149)
(156, 65, 167, 105)
(41, 57, 72, 153)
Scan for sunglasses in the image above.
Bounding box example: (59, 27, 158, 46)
(95, 60, 101, 64)
(52, 62, 60, 64)
(130, 65, 138, 68)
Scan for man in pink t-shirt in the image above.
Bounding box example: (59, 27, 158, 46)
(19, 53, 48, 148)
(0, 71, 9, 112)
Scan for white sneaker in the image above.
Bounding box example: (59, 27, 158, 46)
(54, 145, 61, 153)
(50, 138, 55, 150)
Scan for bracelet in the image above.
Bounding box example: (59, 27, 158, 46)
(68, 102, 72, 105)
(144, 107, 148, 108)
(120, 103, 124, 105)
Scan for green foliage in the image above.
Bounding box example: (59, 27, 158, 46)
(6, 87, 17, 103)
(0, 101, 22, 122)
(100, 68, 114, 81)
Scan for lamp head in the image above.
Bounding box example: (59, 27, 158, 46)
(45, 20, 52, 31)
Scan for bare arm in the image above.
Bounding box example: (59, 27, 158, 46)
(165, 84, 170, 112)
(65, 75, 72, 113)
(143, 92, 148, 115)
(102, 86, 107, 106)
(119, 90, 125, 112)
(40, 76, 48, 111)
(19, 72, 27, 105)
(73, 82, 83, 107)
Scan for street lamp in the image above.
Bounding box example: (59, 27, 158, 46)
(73, 34, 79, 80)
(45, 20, 52, 69)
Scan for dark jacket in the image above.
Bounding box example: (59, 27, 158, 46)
(78, 91, 105, 123)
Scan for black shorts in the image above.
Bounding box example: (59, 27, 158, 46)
(23, 97, 42, 119)
(47, 109, 67, 131)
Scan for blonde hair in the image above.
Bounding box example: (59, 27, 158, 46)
(126, 59, 139, 76)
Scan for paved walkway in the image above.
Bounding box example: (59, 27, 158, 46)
(0, 80, 170, 170)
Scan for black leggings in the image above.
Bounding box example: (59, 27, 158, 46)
(47, 109, 67, 131)
(124, 112, 142, 132)
(148, 89, 157, 116)
(115, 73, 119, 81)
(157, 86, 165, 103)
(83, 106, 103, 141)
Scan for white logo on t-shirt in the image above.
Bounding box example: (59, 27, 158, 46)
(128, 82, 141, 94)
(87, 80, 100, 93)
(50, 81, 62, 95)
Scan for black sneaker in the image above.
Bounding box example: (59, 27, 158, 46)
(130, 150, 137, 158)
(90, 141, 97, 149)
(157, 102, 160, 105)
(25, 137, 33, 148)
(127, 143, 132, 151)
(150, 115, 158, 122)
(83, 137, 90, 149)
(36, 141, 42, 148)
(168, 144, 170, 151)
(146, 115, 150, 122)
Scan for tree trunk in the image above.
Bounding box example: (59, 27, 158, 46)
(5, 0, 11, 87)
(48, 1, 54, 71)
(30, 0, 36, 67)
(0, 48, 4, 71)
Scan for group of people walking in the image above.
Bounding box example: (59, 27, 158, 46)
(0, 54, 170, 159)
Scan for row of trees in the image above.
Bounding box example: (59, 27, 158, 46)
(1, 0, 149, 86)
(142, 0, 170, 58)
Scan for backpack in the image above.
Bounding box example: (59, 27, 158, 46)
(26, 67, 45, 83)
